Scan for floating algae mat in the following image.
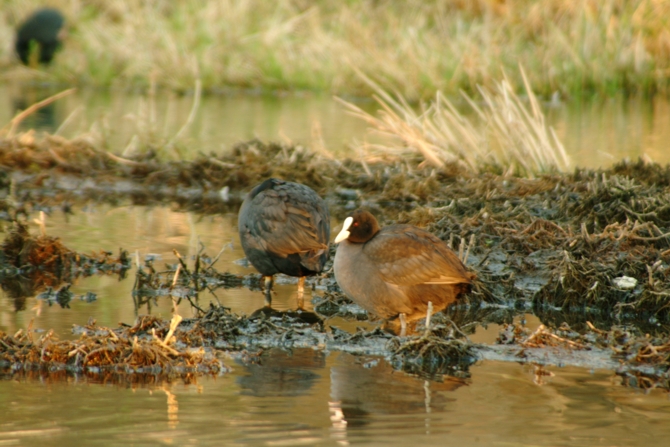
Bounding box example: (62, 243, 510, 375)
(0, 134, 669, 390)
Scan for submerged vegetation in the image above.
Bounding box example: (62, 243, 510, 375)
(1, 0, 670, 98)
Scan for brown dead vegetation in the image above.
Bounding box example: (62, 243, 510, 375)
(2, 132, 669, 322)
(1, 133, 670, 387)
(0, 221, 129, 310)
(0, 315, 224, 376)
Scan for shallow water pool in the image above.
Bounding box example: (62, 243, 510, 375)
(2, 88, 670, 446)
(1, 202, 669, 446)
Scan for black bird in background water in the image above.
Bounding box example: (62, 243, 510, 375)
(15, 8, 65, 66)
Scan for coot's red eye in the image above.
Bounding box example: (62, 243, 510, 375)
(353, 222, 359, 227)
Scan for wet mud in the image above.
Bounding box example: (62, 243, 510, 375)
(1, 133, 670, 390)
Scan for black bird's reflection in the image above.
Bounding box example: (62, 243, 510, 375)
(11, 85, 62, 134)
(12, 97, 58, 131)
(249, 306, 323, 325)
(1, 275, 33, 311)
(329, 353, 467, 429)
(237, 348, 325, 397)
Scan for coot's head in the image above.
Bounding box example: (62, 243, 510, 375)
(334, 209, 380, 244)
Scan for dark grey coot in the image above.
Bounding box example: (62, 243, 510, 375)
(238, 178, 330, 307)
(333, 209, 474, 331)
(15, 8, 65, 66)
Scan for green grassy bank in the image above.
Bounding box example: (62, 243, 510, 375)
(1, 1, 669, 100)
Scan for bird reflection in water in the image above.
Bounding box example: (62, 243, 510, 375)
(12, 95, 59, 132)
(329, 353, 466, 443)
(237, 348, 325, 397)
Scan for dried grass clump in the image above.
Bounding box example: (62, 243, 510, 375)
(564, 171, 670, 230)
(339, 69, 569, 178)
(498, 322, 590, 350)
(0, 315, 223, 374)
(534, 221, 670, 316)
(389, 333, 474, 380)
(0, 131, 334, 185)
(0, 219, 130, 311)
(0, 221, 129, 286)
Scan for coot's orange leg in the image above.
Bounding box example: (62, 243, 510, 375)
(263, 276, 273, 307)
(399, 313, 408, 337)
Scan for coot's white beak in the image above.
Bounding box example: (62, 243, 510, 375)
(334, 216, 353, 243)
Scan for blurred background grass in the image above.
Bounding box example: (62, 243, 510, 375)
(1, 0, 669, 100)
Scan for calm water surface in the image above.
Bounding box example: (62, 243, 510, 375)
(1, 205, 668, 447)
(2, 353, 669, 447)
(1, 87, 670, 446)
(2, 84, 670, 167)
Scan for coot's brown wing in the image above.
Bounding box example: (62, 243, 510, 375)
(362, 225, 471, 286)
(244, 186, 329, 258)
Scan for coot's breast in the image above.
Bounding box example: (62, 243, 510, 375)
(334, 238, 413, 319)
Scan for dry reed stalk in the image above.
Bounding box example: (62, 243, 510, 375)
(338, 67, 570, 177)
(2, 88, 76, 138)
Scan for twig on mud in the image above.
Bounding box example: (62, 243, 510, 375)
(162, 314, 183, 346)
(586, 321, 607, 335)
(32, 211, 47, 237)
(151, 329, 181, 356)
(521, 324, 587, 350)
(184, 295, 206, 315)
(463, 234, 475, 265)
(170, 264, 182, 314)
(424, 301, 434, 336)
(103, 151, 144, 167)
(620, 205, 660, 221)
(172, 249, 193, 281)
(629, 231, 670, 242)
(445, 318, 472, 342)
(208, 158, 238, 169)
(521, 219, 568, 237)
(171, 264, 182, 288)
(172, 261, 207, 314)
(204, 244, 230, 272)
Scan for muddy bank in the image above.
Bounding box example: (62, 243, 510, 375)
(1, 303, 668, 391)
(0, 133, 669, 388)
(2, 133, 668, 318)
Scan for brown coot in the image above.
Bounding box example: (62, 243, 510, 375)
(238, 178, 330, 307)
(15, 8, 65, 66)
(333, 209, 473, 328)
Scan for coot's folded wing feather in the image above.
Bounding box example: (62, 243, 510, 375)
(246, 189, 328, 258)
(362, 225, 471, 286)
